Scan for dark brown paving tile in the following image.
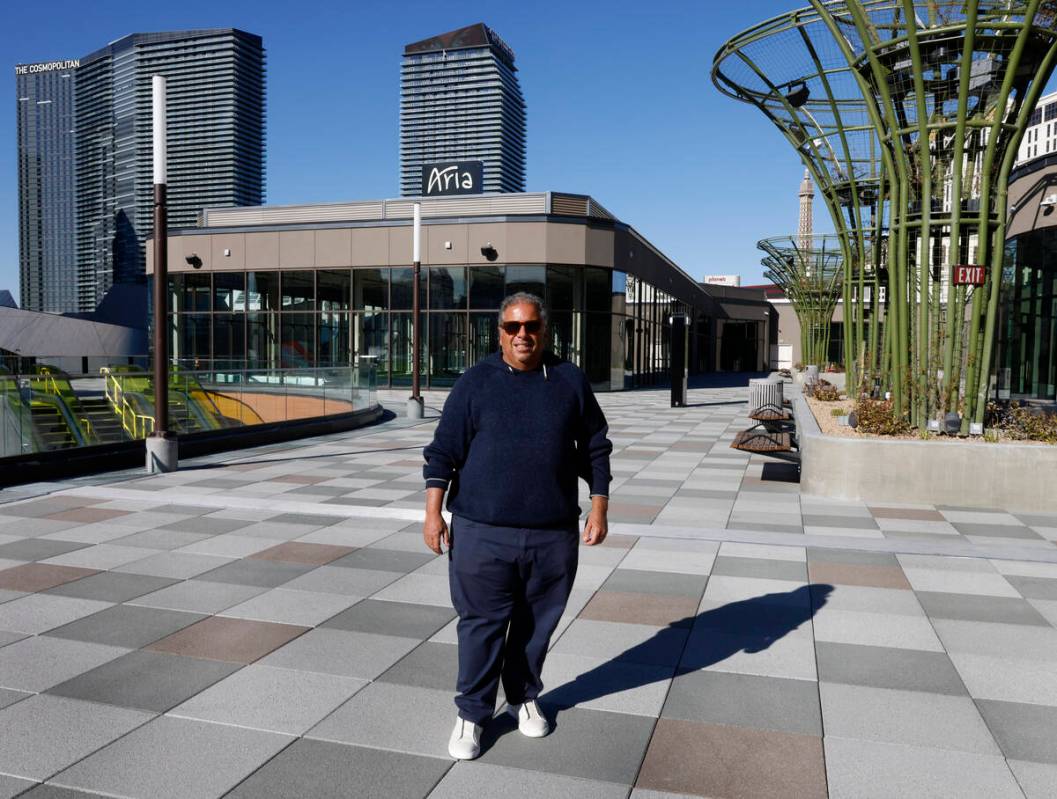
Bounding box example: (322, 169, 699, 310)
(807, 561, 911, 590)
(867, 506, 944, 521)
(0, 563, 99, 593)
(43, 507, 131, 523)
(249, 542, 355, 566)
(580, 591, 699, 627)
(636, 718, 827, 798)
(593, 533, 638, 549)
(146, 616, 309, 663)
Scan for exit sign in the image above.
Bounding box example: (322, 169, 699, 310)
(952, 265, 985, 286)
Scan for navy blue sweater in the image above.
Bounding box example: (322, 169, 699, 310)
(423, 351, 612, 528)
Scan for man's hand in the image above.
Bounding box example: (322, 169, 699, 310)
(582, 495, 608, 546)
(423, 487, 449, 555)
(423, 512, 449, 555)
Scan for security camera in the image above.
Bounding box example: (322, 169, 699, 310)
(480, 242, 498, 261)
(185, 253, 203, 269)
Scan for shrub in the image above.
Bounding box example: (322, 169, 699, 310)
(831, 407, 844, 417)
(814, 380, 842, 402)
(853, 397, 911, 436)
(986, 401, 1057, 444)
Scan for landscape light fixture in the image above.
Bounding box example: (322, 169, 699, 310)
(944, 412, 961, 435)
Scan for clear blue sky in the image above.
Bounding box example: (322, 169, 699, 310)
(2, 0, 813, 305)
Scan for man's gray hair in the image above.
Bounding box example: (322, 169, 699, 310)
(498, 292, 548, 327)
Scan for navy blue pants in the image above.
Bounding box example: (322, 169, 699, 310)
(449, 515, 579, 725)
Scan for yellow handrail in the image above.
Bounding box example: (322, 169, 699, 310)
(102, 367, 155, 439)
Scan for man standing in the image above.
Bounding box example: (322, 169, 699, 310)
(422, 292, 612, 760)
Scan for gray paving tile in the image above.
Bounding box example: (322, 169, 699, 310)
(268, 512, 341, 527)
(170, 664, 366, 735)
(306, 681, 454, 759)
(113, 551, 234, 580)
(802, 514, 878, 530)
(0, 636, 129, 692)
(602, 569, 708, 598)
(227, 739, 451, 799)
(329, 547, 434, 573)
(157, 516, 254, 535)
(109, 529, 214, 550)
(431, 762, 628, 799)
(196, 558, 315, 588)
(823, 737, 1024, 798)
(951, 522, 1040, 539)
(662, 669, 820, 735)
(915, 591, 1051, 626)
(710, 555, 807, 582)
(129, 578, 268, 614)
(806, 548, 899, 567)
(0, 539, 88, 562)
(320, 599, 455, 638)
(43, 571, 179, 603)
(820, 682, 1001, 755)
(816, 642, 967, 695)
(50, 715, 292, 799)
(47, 649, 241, 712)
(376, 641, 461, 692)
(0, 688, 31, 711)
(932, 619, 1057, 661)
(219, 588, 357, 627)
(0, 594, 112, 635)
(1008, 760, 1057, 799)
(479, 705, 655, 785)
(0, 775, 36, 798)
(976, 699, 1057, 764)
(551, 619, 689, 667)
(0, 694, 152, 781)
(0, 630, 26, 648)
(259, 628, 420, 679)
(45, 604, 205, 649)
(1007, 575, 1057, 601)
(539, 651, 672, 717)
(280, 565, 403, 596)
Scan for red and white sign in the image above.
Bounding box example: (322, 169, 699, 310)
(952, 264, 985, 286)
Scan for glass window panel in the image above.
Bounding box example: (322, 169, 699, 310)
(319, 312, 350, 367)
(353, 268, 388, 311)
(247, 272, 279, 311)
(549, 311, 575, 362)
(214, 272, 245, 313)
(281, 271, 315, 311)
(428, 267, 467, 309)
(391, 267, 425, 310)
(247, 312, 278, 370)
(176, 314, 210, 366)
(318, 270, 351, 312)
(354, 312, 389, 383)
(584, 313, 612, 384)
(585, 267, 610, 312)
(280, 314, 316, 368)
(505, 265, 545, 299)
(547, 266, 577, 310)
(390, 312, 425, 386)
(469, 312, 500, 364)
(213, 314, 245, 370)
(469, 265, 505, 309)
(175, 273, 211, 312)
(428, 312, 467, 387)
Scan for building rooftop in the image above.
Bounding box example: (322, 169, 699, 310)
(404, 22, 515, 67)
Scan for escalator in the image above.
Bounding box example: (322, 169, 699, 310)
(29, 401, 77, 450)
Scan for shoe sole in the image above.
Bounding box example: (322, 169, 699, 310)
(448, 745, 481, 760)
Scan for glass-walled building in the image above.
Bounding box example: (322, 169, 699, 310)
(152, 193, 758, 390)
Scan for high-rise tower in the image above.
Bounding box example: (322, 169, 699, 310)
(400, 23, 526, 196)
(75, 29, 265, 312)
(16, 59, 80, 313)
(798, 168, 814, 253)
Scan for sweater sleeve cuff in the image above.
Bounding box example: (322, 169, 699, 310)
(425, 477, 450, 490)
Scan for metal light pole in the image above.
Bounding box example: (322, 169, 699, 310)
(407, 202, 425, 419)
(145, 74, 178, 473)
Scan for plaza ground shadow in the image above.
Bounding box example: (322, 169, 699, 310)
(479, 584, 833, 749)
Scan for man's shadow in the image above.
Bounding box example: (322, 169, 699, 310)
(480, 584, 833, 747)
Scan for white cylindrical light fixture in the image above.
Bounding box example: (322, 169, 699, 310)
(152, 75, 167, 184)
(413, 203, 421, 263)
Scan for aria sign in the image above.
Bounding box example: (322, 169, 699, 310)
(421, 161, 483, 196)
(952, 264, 986, 286)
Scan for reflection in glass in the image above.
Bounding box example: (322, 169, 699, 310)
(585, 312, 612, 384)
(282, 272, 315, 311)
(585, 267, 610, 312)
(318, 270, 351, 312)
(280, 314, 315, 368)
(429, 267, 467, 309)
(247, 312, 278, 369)
(213, 314, 245, 369)
(429, 313, 467, 387)
(547, 266, 577, 310)
(469, 313, 500, 365)
(177, 314, 210, 366)
(469, 265, 504, 309)
(175, 273, 211, 312)
(506, 265, 545, 299)
(319, 313, 350, 367)
(353, 268, 388, 310)
(548, 312, 575, 363)
(390, 312, 425, 386)
(391, 268, 426, 310)
(247, 272, 279, 311)
(214, 272, 245, 312)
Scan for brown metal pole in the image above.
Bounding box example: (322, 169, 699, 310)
(153, 183, 169, 435)
(412, 258, 421, 400)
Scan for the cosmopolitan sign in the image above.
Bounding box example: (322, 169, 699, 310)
(421, 161, 483, 196)
(15, 60, 79, 75)
(952, 264, 986, 286)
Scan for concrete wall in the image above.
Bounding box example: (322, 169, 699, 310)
(795, 396, 1056, 512)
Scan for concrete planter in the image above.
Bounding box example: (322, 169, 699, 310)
(794, 396, 1056, 511)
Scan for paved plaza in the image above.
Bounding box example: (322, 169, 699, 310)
(0, 377, 1053, 798)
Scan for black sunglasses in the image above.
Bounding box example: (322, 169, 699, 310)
(500, 320, 543, 335)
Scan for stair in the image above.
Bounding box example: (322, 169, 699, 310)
(78, 397, 130, 444)
(168, 397, 205, 434)
(30, 404, 76, 450)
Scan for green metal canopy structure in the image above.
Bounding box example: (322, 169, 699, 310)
(759, 235, 845, 367)
(714, 1, 1057, 430)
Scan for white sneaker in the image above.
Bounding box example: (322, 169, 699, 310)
(448, 717, 482, 760)
(509, 699, 550, 738)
